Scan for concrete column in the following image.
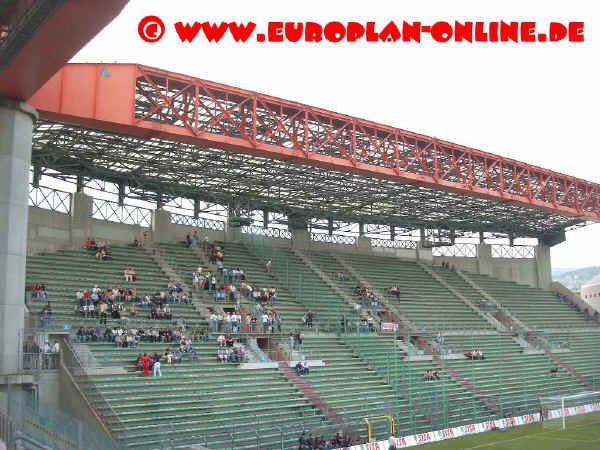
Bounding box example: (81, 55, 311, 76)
(535, 243, 552, 290)
(416, 242, 434, 264)
(291, 230, 311, 249)
(0, 99, 38, 375)
(152, 208, 173, 243)
(477, 243, 493, 276)
(70, 192, 93, 246)
(356, 236, 372, 252)
(225, 223, 242, 243)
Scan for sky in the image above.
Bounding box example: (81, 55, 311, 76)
(70, 0, 599, 269)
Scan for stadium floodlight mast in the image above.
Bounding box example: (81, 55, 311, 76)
(540, 391, 600, 431)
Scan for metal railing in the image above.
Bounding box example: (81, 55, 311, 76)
(170, 213, 226, 231)
(91, 199, 152, 227)
(491, 244, 535, 259)
(371, 238, 418, 249)
(432, 243, 478, 258)
(241, 225, 292, 240)
(311, 233, 356, 245)
(29, 185, 71, 214)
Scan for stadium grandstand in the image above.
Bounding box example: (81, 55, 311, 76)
(1, 3, 600, 450)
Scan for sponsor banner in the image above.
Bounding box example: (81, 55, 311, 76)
(337, 412, 541, 450)
(547, 402, 600, 420)
(381, 322, 399, 331)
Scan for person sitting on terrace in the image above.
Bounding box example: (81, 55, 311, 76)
(424, 369, 435, 381)
(124, 268, 133, 282)
(338, 271, 346, 281)
(85, 237, 99, 251)
(433, 331, 444, 345)
(217, 347, 227, 363)
(296, 360, 309, 376)
(388, 285, 401, 299)
(266, 259, 272, 273)
(217, 334, 226, 347)
(225, 333, 234, 348)
(172, 349, 183, 364)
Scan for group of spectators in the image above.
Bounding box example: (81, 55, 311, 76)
(86, 237, 112, 261)
(255, 304, 283, 333)
(423, 369, 441, 381)
(298, 431, 354, 450)
(76, 285, 136, 322)
(209, 310, 243, 333)
(23, 341, 60, 370)
(241, 283, 277, 304)
(77, 325, 201, 348)
(354, 285, 381, 308)
(216, 333, 248, 363)
(27, 283, 49, 300)
(134, 340, 206, 376)
(440, 261, 455, 270)
(465, 349, 486, 360)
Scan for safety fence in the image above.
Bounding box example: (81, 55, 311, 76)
(170, 213, 226, 231)
(371, 238, 418, 249)
(311, 233, 356, 245)
(432, 243, 478, 258)
(91, 199, 152, 227)
(491, 244, 535, 259)
(29, 186, 71, 214)
(241, 225, 292, 240)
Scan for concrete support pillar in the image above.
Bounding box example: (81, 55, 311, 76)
(356, 236, 372, 252)
(0, 99, 38, 375)
(152, 208, 173, 243)
(535, 243, 552, 290)
(291, 230, 311, 249)
(416, 242, 433, 264)
(477, 243, 493, 276)
(225, 223, 242, 242)
(70, 192, 92, 226)
(70, 192, 93, 246)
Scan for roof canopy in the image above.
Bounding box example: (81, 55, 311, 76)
(28, 63, 600, 239)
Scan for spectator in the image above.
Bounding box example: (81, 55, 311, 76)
(140, 353, 151, 377)
(266, 260, 272, 273)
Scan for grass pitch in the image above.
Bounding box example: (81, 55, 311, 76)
(422, 412, 600, 449)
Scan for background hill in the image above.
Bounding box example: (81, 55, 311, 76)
(553, 266, 600, 290)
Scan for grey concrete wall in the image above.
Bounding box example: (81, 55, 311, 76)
(58, 363, 110, 437)
(432, 254, 539, 288)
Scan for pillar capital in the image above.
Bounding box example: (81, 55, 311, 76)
(0, 98, 38, 122)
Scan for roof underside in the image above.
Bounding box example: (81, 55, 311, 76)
(32, 120, 583, 238)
